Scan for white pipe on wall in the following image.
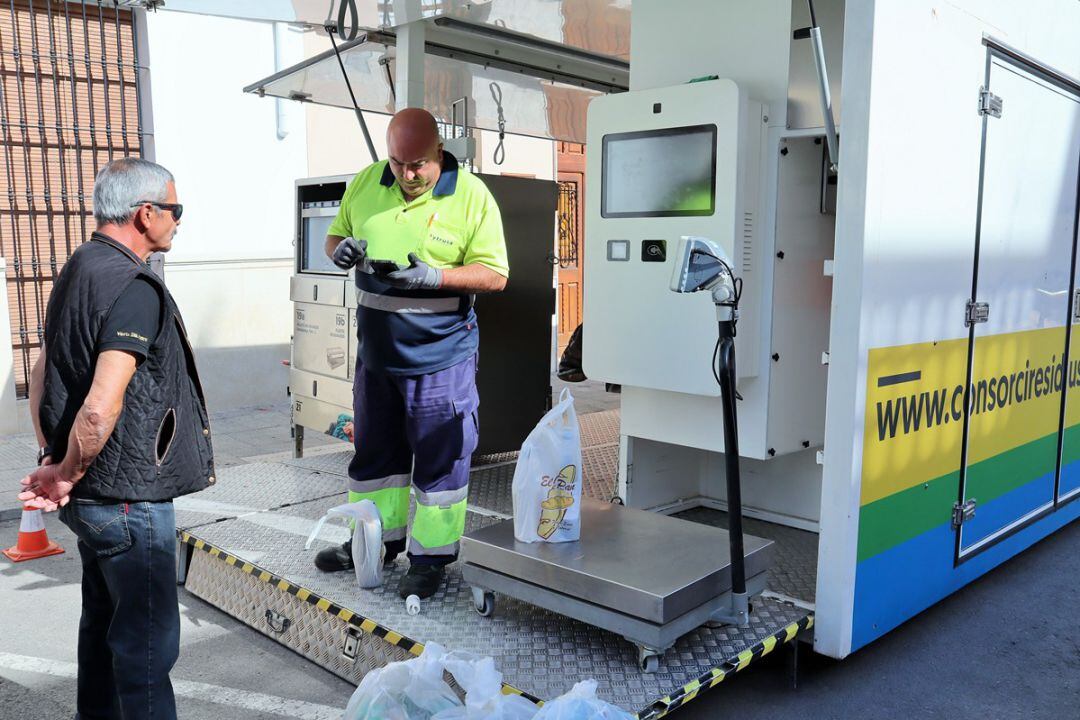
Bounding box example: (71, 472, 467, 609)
(273, 21, 290, 140)
(0, 258, 21, 434)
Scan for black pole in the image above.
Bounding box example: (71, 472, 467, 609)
(717, 321, 747, 597)
(327, 26, 379, 164)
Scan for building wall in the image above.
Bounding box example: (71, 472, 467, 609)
(144, 11, 309, 410)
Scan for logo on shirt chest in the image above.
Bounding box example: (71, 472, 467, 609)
(428, 232, 455, 247)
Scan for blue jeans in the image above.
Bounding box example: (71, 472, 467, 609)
(59, 499, 180, 720)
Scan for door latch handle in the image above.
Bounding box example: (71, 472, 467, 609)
(264, 609, 291, 634)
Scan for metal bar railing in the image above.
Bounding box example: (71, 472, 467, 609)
(0, 0, 142, 395)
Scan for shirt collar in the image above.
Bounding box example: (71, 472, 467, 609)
(379, 151, 460, 197)
(91, 231, 144, 267)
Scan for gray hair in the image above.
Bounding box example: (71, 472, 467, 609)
(92, 158, 175, 226)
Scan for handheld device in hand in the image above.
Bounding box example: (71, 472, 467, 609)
(367, 259, 404, 275)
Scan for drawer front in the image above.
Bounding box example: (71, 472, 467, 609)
(347, 308, 358, 381)
(290, 368, 352, 409)
(291, 393, 351, 436)
(290, 275, 347, 307)
(293, 303, 349, 378)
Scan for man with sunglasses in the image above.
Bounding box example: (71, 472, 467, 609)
(317, 108, 509, 600)
(19, 157, 213, 719)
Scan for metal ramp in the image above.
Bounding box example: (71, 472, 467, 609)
(175, 410, 814, 718)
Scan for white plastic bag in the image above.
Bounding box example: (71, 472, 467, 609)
(343, 643, 462, 720)
(304, 499, 383, 588)
(531, 681, 634, 720)
(433, 655, 538, 720)
(512, 389, 583, 543)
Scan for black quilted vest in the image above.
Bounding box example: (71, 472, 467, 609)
(39, 233, 215, 502)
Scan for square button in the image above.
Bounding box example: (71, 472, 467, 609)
(607, 239, 630, 261)
(641, 239, 667, 262)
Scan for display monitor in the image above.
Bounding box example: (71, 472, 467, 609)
(601, 124, 717, 218)
(300, 212, 346, 275)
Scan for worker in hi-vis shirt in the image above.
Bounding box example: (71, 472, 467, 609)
(316, 108, 509, 600)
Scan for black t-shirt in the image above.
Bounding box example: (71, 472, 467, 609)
(96, 276, 162, 362)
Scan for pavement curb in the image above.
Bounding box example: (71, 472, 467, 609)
(0, 507, 24, 523)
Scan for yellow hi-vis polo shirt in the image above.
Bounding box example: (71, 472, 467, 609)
(328, 152, 509, 276)
(327, 152, 509, 375)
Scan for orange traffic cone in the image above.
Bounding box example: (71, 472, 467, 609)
(3, 506, 64, 562)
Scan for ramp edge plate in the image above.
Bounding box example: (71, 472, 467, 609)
(178, 530, 813, 718)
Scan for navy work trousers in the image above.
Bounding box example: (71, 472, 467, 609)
(348, 354, 479, 565)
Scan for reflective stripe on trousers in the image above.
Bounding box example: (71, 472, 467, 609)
(348, 475, 409, 542)
(409, 487, 469, 556)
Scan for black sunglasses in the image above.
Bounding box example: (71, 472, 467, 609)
(132, 200, 183, 221)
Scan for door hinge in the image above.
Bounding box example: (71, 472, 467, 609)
(965, 301, 990, 326)
(978, 87, 1002, 118)
(952, 499, 977, 529)
(1073, 290, 1080, 322)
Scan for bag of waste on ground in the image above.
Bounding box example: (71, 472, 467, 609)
(556, 324, 586, 382)
(343, 643, 462, 720)
(304, 499, 383, 588)
(531, 681, 635, 720)
(432, 654, 538, 720)
(512, 388, 584, 543)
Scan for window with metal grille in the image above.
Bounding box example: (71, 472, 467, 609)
(557, 180, 579, 268)
(0, 0, 143, 398)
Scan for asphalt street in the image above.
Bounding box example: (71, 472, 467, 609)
(2, 511, 1077, 719)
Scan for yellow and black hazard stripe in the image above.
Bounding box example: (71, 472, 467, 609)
(638, 614, 814, 719)
(178, 531, 542, 705)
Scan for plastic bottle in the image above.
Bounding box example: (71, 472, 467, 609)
(350, 500, 384, 589)
(304, 500, 384, 589)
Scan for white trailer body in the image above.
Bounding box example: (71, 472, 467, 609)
(584, 0, 1080, 660)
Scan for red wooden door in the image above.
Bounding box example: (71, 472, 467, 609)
(556, 142, 585, 352)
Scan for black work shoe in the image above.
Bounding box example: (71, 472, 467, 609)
(314, 540, 353, 573)
(383, 539, 405, 567)
(398, 564, 445, 599)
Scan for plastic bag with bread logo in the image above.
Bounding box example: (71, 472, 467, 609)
(512, 389, 583, 543)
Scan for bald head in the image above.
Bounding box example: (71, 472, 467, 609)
(386, 108, 443, 199)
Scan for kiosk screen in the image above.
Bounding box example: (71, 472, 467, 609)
(601, 125, 716, 218)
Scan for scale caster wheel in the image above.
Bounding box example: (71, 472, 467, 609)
(471, 588, 495, 617)
(638, 649, 661, 673)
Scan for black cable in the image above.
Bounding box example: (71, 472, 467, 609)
(703, 251, 743, 335)
(806, 0, 818, 28)
(712, 337, 722, 387)
(702, 250, 744, 400)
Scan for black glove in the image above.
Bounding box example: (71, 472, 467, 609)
(382, 253, 443, 291)
(331, 237, 366, 269)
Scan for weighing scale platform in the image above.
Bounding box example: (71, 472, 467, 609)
(176, 410, 815, 718)
(462, 499, 775, 669)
